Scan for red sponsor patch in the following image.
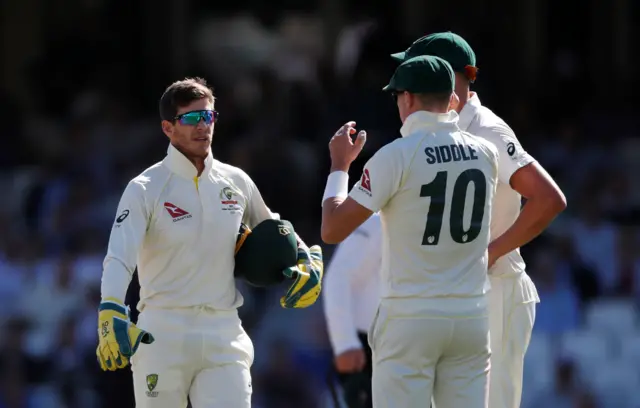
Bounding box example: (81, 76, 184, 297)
(360, 169, 372, 192)
(164, 202, 189, 218)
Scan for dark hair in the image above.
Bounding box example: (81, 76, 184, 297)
(158, 77, 215, 121)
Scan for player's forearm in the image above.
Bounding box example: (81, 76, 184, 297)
(322, 197, 343, 218)
(321, 168, 350, 243)
(489, 195, 566, 259)
(321, 197, 346, 243)
(101, 261, 134, 303)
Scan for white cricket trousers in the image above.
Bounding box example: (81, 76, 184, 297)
(370, 297, 491, 408)
(130, 306, 254, 408)
(488, 273, 538, 408)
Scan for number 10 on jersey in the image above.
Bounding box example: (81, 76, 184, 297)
(420, 169, 487, 245)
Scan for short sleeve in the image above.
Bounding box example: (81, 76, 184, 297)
(479, 124, 535, 185)
(349, 146, 402, 212)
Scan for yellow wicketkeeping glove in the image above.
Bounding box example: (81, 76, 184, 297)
(280, 245, 324, 309)
(96, 298, 154, 371)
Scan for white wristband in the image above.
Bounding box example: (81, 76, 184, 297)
(322, 171, 349, 206)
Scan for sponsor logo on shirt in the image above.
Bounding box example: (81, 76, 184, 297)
(220, 186, 238, 205)
(113, 209, 130, 228)
(220, 186, 243, 213)
(164, 202, 192, 222)
(116, 209, 130, 223)
(358, 169, 372, 197)
(506, 142, 516, 157)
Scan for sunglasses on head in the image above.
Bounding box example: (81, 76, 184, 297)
(173, 110, 219, 126)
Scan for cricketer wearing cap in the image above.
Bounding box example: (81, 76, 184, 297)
(391, 32, 567, 408)
(322, 56, 499, 408)
(96, 77, 324, 408)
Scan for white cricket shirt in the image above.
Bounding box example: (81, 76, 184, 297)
(349, 110, 499, 316)
(101, 144, 277, 312)
(459, 93, 536, 277)
(323, 213, 382, 356)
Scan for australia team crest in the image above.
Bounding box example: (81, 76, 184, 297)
(146, 374, 159, 397)
(220, 186, 243, 213)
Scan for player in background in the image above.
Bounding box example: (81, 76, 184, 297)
(322, 55, 499, 408)
(96, 77, 323, 408)
(323, 212, 382, 408)
(390, 32, 567, 408)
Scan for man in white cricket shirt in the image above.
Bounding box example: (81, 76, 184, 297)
(391, 32, 567, 408)
(322, 55, 500, 408)
(323, 212, 382, 408)
(95, 77, 324, 408)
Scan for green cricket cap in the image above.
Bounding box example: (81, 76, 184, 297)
(391, 32, 477, 73)
(383, 55, 454, 94)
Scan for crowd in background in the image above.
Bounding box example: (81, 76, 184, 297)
(0, 5, 639, 408)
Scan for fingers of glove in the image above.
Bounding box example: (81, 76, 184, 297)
(113, 353, 129, 369)
(283, 264, 308, 279)
(308, 247, 323, 274)
(308, 245, 323, 260)
(280, 292, 302, 309)
(96, 347, 107, 371)
(296, 247, 311, 262)
(297, 262, 309, 274)
(98, 345, 117, 371)
(285, 296, 310, 309)
(298, 283, 322, 307)
(281, 270, 311, 307)
(286, 268, 311, 298)
(106, 341, 128, 369)
(280, 269, 321, 309)
(294, 264, 323, 308)
(281, 284, 320, 309)
(282, 266, 296, 279)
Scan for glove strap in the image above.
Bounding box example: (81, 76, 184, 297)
(99, 300, 129, 317)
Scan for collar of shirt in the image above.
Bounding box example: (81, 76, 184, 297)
(458, 92, 481, 131)
(400, 110, 459, 138)
(164, 143, 214, 179)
